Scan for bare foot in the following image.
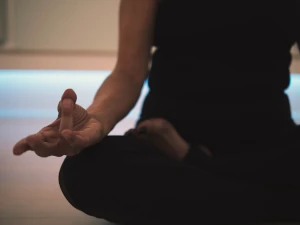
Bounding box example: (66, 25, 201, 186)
(125, 118, 190, 161)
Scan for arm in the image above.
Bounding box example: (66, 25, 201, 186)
(87, 0, 158, 135)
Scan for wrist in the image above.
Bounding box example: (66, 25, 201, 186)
(87, 109, 114, 137)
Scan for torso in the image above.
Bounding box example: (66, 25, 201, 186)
(140, 0, 300, 149)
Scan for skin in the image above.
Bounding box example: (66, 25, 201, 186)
(13, 1, 211, 160)
(13, 89, 103, 157)
(126, 118, 190, 161)
(12, 88, 192, 160)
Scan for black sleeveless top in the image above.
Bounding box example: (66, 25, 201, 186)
(140, 1, 300, 148)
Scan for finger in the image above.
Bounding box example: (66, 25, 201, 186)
(59, 89, 77, 132)
(13, 138, 32, 156)
(15, 131, 74, 157)
(57, 89, 77, 115)
(60, 130, 84, 156)
(27, 131, 73, 157)
(26, 133, 53, 157)
(59, 99, 74, 131)
(61, 88, 77, 103)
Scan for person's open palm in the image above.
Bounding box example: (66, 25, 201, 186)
(13, 89, 104, 157)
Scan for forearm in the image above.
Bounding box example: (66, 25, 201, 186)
(86, 0, 156, 136)
(87, 71, 145, 135)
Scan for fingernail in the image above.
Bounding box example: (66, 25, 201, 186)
(62, 99, 73, 109)
(138, 127, 147, 134)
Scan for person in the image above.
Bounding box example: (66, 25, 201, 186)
(12, 0, 300, 224)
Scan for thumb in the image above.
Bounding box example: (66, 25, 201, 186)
(59, 89, 77, 132)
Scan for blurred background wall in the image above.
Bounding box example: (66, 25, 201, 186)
(0, 0, 299, 71)
(0, 0, 119, 52)
(0, 0, 6, 45)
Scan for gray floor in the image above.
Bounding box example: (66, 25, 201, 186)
(1, 70, 300, 225)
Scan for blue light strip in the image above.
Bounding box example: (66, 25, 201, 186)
(0, 70, 299, 121)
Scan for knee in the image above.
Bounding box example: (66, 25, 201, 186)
(58, 144, 130, 221)
(58, 136, 160, 223)
(58, 156, 85, 212)
(58, 138, 115, 204)
(58, 154, 108, 218)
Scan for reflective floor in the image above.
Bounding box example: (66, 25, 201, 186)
(0, 70, 300, 225)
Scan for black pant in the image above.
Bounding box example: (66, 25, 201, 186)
(59, 130, 300, 225)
